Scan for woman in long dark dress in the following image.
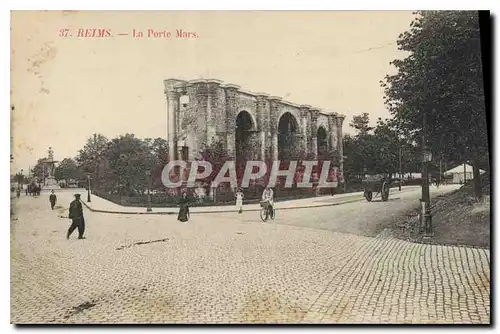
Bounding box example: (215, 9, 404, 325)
(177, 192, 190, 222)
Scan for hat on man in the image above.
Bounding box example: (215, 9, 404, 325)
(74, 194, 81, 198)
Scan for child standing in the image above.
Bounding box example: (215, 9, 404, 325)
(235, 188, 244, 214)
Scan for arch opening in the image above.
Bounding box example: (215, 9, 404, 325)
(278, 112, 300, 161)
(235, 111, 255, 169)
(317, 126, 328, 157)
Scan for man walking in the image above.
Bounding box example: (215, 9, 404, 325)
(235, 188, 244, 214)
(67, 194, 85, 240)
(49, 190, 57, 210)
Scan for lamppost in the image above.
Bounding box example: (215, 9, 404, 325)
(421, 109, 433, 237)
(342, 156, 347, 193)
(399, 144, 402, 191)
(439, 155, 443, 186)
(86, 173, 91, 203)
(398, 134, 405, 191)
(146, 170, 152, 212)
(18, 169, 24, 189)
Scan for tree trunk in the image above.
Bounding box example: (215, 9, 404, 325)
(472, 153, 482, 201)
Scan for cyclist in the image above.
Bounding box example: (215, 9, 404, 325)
(261, 186, 274, 219)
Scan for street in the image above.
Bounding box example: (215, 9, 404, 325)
(10, 186, 490, 324)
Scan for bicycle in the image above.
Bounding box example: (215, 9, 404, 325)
(259, 200, 276, 222)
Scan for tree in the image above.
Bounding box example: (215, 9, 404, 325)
(149, 138, 169, 166)
(343, 113, 422, 183)
(103, 134, 157, 195)
(198, 140, 233, 186)
(343, 134, 361, 181)
(318, 148, 341, 170)
(73, 133, 168, 195)
(349, 113, 374, 135)
(343, 114, 380, 179)
(143, 137, 169, 191)
(381, 11, 488, 199)
(13, 172, 25, 186)
(371, 118, 399, 174)
(54, 158, 81, 182)
(75, 133, 110, 183)
(32, 158, 48, 183)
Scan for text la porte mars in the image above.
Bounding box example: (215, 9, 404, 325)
(133, 29, 198, 39)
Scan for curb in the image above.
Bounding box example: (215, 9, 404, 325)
(80, 187, 420, 216)
(81, 197, 367, 215)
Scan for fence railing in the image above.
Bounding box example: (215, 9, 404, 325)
(91, 182, 341, 208)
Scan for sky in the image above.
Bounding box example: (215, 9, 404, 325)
(10, 10, 414, 174)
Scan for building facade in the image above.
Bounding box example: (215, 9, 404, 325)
(164, 78, 345, 177)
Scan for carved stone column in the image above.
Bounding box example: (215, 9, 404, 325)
(223, 84, 240, 159)
(164, 79, 186, 193)
(268, 96, 282, 162)
(164, 87, 179, 163)
(310, 108, 320, 159)
(256, 93, 269, 162)
(327, 113, 338, 152)
(299, 105, 311, 155)
(206, 79, 223, 147)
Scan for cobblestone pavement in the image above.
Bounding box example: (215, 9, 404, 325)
(11, 189, 490, 324)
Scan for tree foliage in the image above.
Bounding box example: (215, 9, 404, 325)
(144, 137, 169, 190)
(54, 158, 81, 182)
(198, 140, 232, 185)
(75, 133, 110, 182)
(349, 113, 374, 135)
(31, 159, 48, 182)
(102, 134, 157, 195)
(343, 114, 420, 182)
(72, 133, 169, 195)
(381, 11, 488, 198)
(13, 172, 26, 185)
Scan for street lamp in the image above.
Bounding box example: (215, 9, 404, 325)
(146, 170, 152, 212)
(398, 145, 402, 191)
(342, 155, 347, 193)
(18, 169, 23, 189)
(397, 135, 405, 191)
(86, 173, 91, 203)
(421, 110, 433, 237)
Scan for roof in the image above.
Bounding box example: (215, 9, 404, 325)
(444, 164, 486, 175)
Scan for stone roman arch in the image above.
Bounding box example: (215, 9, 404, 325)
(163, 78, 346, 178)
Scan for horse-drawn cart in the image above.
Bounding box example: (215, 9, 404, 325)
(361, 174, 393, 202)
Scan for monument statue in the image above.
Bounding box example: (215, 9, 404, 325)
(43, 146, 60, 190)
(48, 147, 54, 160)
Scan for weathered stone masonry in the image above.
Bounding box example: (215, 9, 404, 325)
(164, 78, 345, 178)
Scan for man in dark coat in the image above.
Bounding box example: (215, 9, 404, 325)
(67, 194, 85, 239)
(49, 190, 57, 210)
(177, 192, 190, 222)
